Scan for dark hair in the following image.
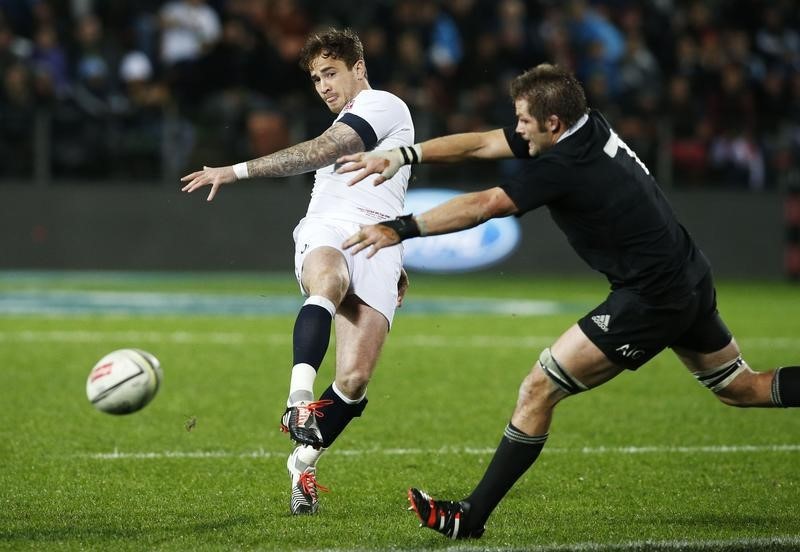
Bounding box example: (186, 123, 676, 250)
(509, 64, 587, 130)
(298, 27, 364, 73)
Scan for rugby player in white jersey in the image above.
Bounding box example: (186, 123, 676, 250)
(181, 28, 414, 515)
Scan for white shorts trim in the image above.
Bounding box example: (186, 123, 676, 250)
(292, 217, 403, 327)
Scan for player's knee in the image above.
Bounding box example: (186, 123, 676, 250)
(537, 348, 588, 397)
(517, 351, 576, 411)
(515, 372, 555, 417)
(315, 272, 348, 303)
(304, 264, 349, 304)
(335, 372, 370, 399)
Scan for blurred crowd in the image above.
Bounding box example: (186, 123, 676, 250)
(1, 0, 799, 190)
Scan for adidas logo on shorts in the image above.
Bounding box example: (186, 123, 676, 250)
(591, 314, 610, 332)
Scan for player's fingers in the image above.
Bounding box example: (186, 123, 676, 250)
(336, 161, 363, 174)
(180, 171, 199, 182)
(181, 181, 196, 192)
(346, 169, 373, 186)
(348, 240, 371, 255)
(336, 153, 365, 165)
(342, 229, 366, 249)
(182, 177, 202, 191)
(206, 182, 219, 202)
(182, 177, 206, 192)
(372, 175, 387, 186)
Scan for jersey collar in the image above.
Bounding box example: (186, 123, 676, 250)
(556, 112, 589, 144)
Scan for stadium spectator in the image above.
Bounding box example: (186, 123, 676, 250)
(754, 4, 800, 69)
(0, 61, 35, 176)
(115, 50, 169, 178)
(158, 0, 221, 104)
(69, 13, 119, 90)
(0, 18, 29, 75)
(339, 62, 800, 541)
(30, 24, 69, 98)
(667, 74, 713, 185)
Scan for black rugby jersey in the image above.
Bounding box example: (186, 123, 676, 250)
(501, 110, 710, 300)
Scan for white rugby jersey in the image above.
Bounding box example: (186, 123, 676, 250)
(305, 89, 414, 224)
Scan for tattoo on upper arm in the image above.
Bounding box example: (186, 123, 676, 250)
(246, 123, 365, 178)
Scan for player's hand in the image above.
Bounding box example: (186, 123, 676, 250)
(180, 165, 237, 202)
(342, 224, 401, 258)
(336, 149, 404, 186)
(397, 267, 409, 308)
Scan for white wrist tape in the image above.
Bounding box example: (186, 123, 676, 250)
(232, 162, 249, 180)
(413, 143, 423, 162)
(415, 216, 428, 237)
(398, 144, 423, 165)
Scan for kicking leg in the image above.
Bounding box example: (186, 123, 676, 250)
(315, 295, 388, 447)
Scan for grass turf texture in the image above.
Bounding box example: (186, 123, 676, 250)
(1, 272, 799, 551)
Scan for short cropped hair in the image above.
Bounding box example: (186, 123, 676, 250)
(510, 64, 588, 130)
(299, 28, 365, 73)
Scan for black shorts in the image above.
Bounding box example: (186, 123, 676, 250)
(577, 272, 732, 370)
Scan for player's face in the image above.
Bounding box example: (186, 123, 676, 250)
(309, 56, 365, 114)
(514, 98, 555, 156)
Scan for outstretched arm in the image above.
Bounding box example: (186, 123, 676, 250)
(343, 187, 518, 257)
(336, 128, 514, 186)
(181, 122, 364, 201)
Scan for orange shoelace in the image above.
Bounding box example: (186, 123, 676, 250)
(298, 470, 330, 499)
(280, 398, 335, 432)
(303, 399, 334, 418)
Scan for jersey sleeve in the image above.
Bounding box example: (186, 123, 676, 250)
(503, 126, 533, 159)
(500, 157, 566, 215)
(338, 113, 377, 151)
(339, 91, 409, 151)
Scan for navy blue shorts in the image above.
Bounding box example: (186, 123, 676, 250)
(577, 273, 732, 370)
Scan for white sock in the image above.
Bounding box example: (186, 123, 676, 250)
(304, 295, 336, 317)
(332, 380, 366, 404)
(297, 445, 325, 467)
(288, 363, 316, 406)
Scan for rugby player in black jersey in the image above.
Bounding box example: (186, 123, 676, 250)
(337, 63, 800, 540)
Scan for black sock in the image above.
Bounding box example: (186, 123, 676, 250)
(772, 366, 800, 407)
(292, 304, 332, 370)
(315, 384, 368, 448)
(465, 423, 547, 527)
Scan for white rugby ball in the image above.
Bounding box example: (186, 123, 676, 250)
(86, 349, 163, 415)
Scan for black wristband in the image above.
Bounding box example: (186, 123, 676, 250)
(379, 214, 420, 241)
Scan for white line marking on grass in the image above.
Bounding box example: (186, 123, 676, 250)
(0, 289, 572, 316)
(423, 536, 800, 551)
(3, 330, 799, 350)
(81, 443, 800, 460)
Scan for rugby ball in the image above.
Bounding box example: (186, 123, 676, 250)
(86, 349, 163, 414)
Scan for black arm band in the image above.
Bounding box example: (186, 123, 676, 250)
(379, 214, 420, 241)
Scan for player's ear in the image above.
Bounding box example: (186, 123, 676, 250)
(548, 116, 560, 134)
(354, 59, 366, 80)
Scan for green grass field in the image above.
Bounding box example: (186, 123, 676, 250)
(1, 271, 799, 551)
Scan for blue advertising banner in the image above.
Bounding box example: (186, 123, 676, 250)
(402, 188, 521, 273)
